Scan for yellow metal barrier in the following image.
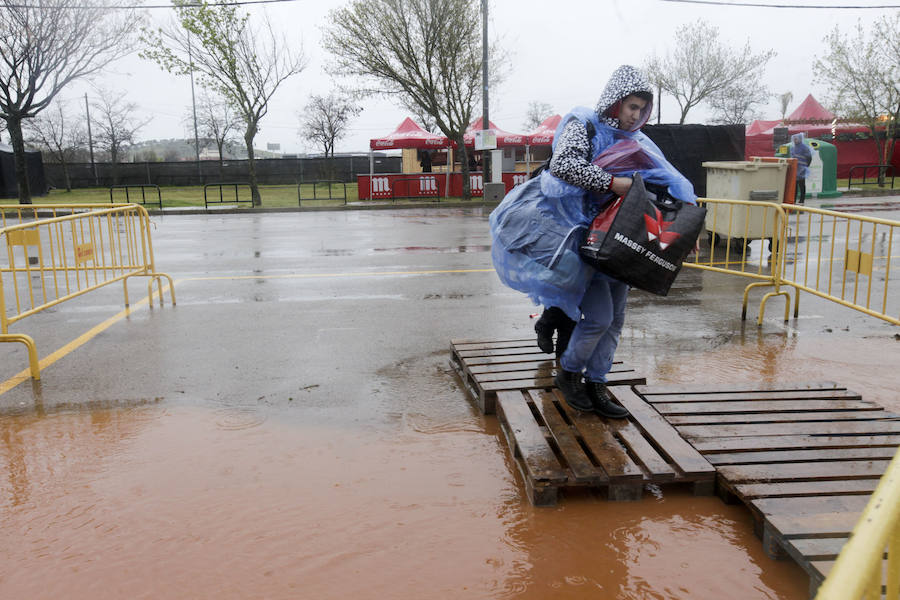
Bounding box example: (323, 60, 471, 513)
(0, 204, 175, 379)
(815, 446, 900, 599)
(780, 204, 899, 326)
(684, 197, 791, 324)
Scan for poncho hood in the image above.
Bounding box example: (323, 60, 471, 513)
(595, 65, 653, 132)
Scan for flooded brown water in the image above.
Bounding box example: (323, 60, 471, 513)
(2, 399, 812, 599)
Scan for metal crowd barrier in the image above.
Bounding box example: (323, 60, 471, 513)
(684, 198, 900, 327)
(780, 204, 899, 326)
(814, 446, 900, 599)
(297, 180, 347, 206)
(1, 204, 175, 379)
(684, 198, 791, 324)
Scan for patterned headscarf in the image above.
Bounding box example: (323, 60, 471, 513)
(596, 65, 654, 132)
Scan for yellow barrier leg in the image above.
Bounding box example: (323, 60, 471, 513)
(145, 273, 176, 308)
(122, 277, 131, 308)
(742, 281, 775, 321)
(758, 290, 791, 326)
(1, 333, 41, 380)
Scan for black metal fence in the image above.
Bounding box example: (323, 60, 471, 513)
(43, 155, 402, 190)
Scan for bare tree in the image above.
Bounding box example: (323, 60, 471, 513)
(0, 0, 140, 202)
(141, 0, 306, 206)
(708, 81, 770, 125)
(410, 107, 438, 134)
(324, 0, 504, 199)
(815, 14, 900, 186)
(24, 99, 85, 191)
(778, 92, 793, 122)
(92, 94, 149, 184)
(523, 101, 554, 131)
(187, 91, 240, 177)
(644, 20, 775, 125)
(300, 93, 361, 157)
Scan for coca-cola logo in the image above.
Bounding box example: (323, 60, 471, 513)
(425, 139, 444, 146)
(531, 135, 552, 144)
(505, 136, 523, 144)
(374, 140, 393, 147)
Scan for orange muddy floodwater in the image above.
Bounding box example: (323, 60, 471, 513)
(2, 333, 897, 599)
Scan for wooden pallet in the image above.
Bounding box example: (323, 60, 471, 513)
(494, 386, 716, 506)
(450, 338, 646, 414)
(634, 380, 900, 598)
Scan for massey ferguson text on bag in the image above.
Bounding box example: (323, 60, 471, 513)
(579, 174, 706, 296)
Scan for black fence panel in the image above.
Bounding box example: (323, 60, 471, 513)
(43, 155, 402, 190)
(642, 124, 745, 198)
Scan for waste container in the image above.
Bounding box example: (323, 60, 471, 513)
(807, 139, 842, 198)
(776, 138, 842, 199)
(702, 157, 788, 247)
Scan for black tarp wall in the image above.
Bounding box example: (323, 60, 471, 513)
(0, 148, 48, 198)
(642, 124, 745, 198)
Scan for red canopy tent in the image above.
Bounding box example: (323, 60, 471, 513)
(744, 94, 898, 178)
(369, 117, 450, 149)
(462, 117, 526, 147)
(368, 118, 452, 199)
(527, 115, 562, 145)
(787, 94, 836, 123)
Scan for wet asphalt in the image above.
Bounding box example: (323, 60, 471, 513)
(1, 196, 898, 417)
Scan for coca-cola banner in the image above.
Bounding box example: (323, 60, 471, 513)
(357, 172, 528, 200)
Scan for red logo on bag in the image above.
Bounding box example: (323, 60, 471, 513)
(644, 207, 680, 250)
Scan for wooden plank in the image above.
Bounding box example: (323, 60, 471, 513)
(677, 420, 900, 439)
(457, 347, 554, 359)
(451, 337, 532, 346)
(451, 340, 536, 351)
(787, 537, 849, 560)
(764, 512, 860, 538)
(528, 390, 605, 484)
(668, 411, 894, 426)
(752, 495, 871, 516)
(733, 479, 880, 499)
(495, 391, 567, 483)
(609, 420, 677, 481)
(554, 393, 645, 483)
(468, 360, 632, 376)
(610, 387, 716, 479)
(654, 399, 881, 414)
(479, 371, 645, 394)
(691, 434, 900, 452)
(644, 390, 862, 403)
(475, 367, 558, 384)
(636, 381, 842, 395)
(461, 352, 556, 367)
(707, 447, 900, 466)
(717, 460, 892, 483)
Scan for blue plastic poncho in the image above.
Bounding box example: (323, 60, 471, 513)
(790, 133, 812, 180)
(490, 104, 697, 320)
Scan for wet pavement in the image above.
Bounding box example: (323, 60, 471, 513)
(1, 199, 898, 599)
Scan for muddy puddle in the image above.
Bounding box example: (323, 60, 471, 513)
(0, 399, 810, 599)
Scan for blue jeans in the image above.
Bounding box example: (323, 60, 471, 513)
(559, 274, 629, 382)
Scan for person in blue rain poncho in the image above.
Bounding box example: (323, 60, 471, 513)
(490, 65, 697, 417)
(790, 133, 812, 204)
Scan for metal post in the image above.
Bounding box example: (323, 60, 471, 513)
(481, 0, 490, 182)
(85, 93, 98, 186)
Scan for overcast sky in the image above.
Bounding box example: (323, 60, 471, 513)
(63, 0, 898, 155)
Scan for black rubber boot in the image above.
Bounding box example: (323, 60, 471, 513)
(554, 369, 593, 412)
(555, 317, 576, 358)
(587, 381, 629, 418)
(534, 311, 555, 354)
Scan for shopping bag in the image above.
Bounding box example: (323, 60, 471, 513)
(579, 174, 706, 296)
